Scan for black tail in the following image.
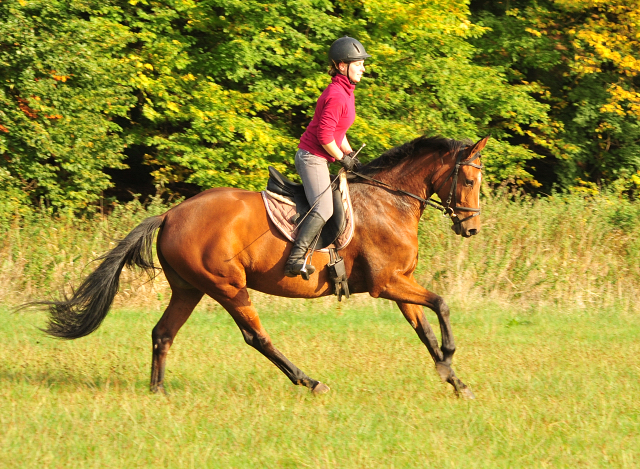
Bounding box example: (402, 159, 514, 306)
(38, 216, 165, 339)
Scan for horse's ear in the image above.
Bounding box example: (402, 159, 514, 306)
(468, 136, 489, 159)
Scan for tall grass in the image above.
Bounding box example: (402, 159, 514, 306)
(1, 190, 639, 310)
(0, 197, 171, 308)
(417, 190, 640, 310)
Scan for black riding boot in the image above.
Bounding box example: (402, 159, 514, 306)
(284, 211, 326, 278)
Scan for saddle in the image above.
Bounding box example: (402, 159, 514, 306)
(263, 166, 352, 250)
(262, 166, 354, 300)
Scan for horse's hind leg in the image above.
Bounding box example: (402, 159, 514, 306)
(215, 287, 329, 395)
(150, 287, 204, 393)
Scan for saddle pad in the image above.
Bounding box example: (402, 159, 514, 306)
(262, 172, 355, 252)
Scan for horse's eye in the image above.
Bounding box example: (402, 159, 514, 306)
(465, 179, 474, 187)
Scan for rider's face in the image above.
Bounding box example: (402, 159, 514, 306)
(339, 60, 366, 83)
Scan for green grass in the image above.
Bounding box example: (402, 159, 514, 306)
(2, 295, 639, 468)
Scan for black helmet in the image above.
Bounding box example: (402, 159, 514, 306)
(329, 36, 372, 63)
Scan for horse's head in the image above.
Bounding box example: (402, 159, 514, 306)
(433, 136, 487, 238)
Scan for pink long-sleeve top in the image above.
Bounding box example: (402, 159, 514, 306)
(298, 73, 356, 163)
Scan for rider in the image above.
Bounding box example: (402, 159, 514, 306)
(284, 36, 371, 278)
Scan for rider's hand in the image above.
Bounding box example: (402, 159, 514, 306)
(339, 151, 362, 172)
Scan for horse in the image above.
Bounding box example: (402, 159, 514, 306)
(39, 135, 487, 399)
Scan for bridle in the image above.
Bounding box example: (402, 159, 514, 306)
(433, 145, 484, 227)
(351, 145, 483, 227)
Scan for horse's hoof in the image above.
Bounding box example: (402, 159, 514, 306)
(458, 385, 475, 399)
(312, 382, 330, 395)
(150, 384, 168, 395)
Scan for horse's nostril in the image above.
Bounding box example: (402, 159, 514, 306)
(468, 229, 478, 236)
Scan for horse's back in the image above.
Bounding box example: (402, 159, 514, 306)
(160, 187, 269, 253)
(157, 188, 281, 279)
(165, 187, 262, 227)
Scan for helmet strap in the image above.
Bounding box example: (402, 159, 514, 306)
(345, 62, 356, 85)
(335, 60, 357, 85)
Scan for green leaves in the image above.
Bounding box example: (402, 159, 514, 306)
(3, 0, 636, 216)
(0, 0, 135, 211)
(470, 0, 640, 193)
(344, 0, 551, 183)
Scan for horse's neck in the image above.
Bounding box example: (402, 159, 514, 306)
(375, 151, 440, 201)
(352, 153, 433, 222)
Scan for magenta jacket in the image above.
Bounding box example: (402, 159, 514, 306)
(298, 74, 356, 163)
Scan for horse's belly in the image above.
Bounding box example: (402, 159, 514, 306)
(244, 248, 335, 300)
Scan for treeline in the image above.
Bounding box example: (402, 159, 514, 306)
(1, 0, 639, 214)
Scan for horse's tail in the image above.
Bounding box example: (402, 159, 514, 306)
(39, 215, 165, 340)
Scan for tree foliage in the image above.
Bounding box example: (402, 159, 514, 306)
(1, 0, 638, 213)
(0, 0, 135, 212)
(470, 0, 640, 192)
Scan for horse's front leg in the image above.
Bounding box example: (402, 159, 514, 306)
(375, 276, 475, 398)
(396, 302, 474, 398)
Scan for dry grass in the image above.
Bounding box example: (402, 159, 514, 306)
(417, 190, 640, 310)
(1, 191, 639, 312)
(0, 198, 170, 308)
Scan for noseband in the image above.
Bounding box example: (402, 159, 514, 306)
(351, 146, 483, 225)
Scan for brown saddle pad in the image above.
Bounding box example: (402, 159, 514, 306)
(261, 172, 355, 251)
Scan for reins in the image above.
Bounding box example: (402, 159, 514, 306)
(349, 171, 442, 210)
(351, 145, 483, 225)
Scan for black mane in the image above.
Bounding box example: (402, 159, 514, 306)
(357, 135, 472, 176)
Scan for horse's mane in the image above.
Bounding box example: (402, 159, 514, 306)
(356, 135, 472, 176)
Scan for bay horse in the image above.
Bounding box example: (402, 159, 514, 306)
(40, 135, 487, 399)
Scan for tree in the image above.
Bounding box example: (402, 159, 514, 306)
(0, 0, 136, 211)
(470, 0, 640, 193)
(1, 0, 564, 215)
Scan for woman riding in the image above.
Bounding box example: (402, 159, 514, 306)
(284, 36, 371, 278)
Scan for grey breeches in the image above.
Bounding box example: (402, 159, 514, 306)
(295, 149, 334, 222)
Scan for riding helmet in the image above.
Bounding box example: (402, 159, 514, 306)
(329, 36, 372, 63)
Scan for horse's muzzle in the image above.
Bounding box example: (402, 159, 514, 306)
(451, 223, 480, 238)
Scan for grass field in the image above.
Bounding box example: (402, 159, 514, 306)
(2, 294, 639, 468)
(2, 191, 639, 467)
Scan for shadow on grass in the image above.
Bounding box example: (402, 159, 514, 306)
(0, 368, 155, 392)
(0, 367, 272, 396)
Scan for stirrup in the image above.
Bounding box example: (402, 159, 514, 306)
(300, 262, 316, 280)
(284, 261, 316, 278)
(284, 250, 317, 278)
